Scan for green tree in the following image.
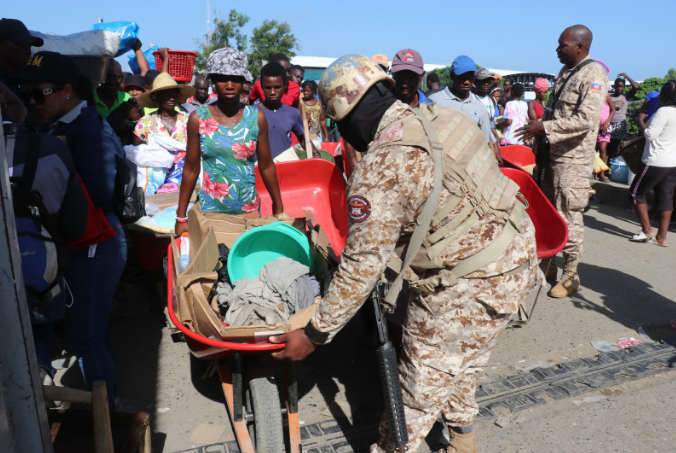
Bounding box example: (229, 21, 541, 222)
(428, 63, 481, 89)
(665, 68, 676, 80)
(195, 9, 250, 74)
(625, 77, 664, 136)
(633, 77, 664, 101)
(430, 67, 452, 88)
(247, 19, 299, 80)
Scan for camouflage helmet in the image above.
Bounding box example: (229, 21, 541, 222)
(319, 54, 394, 121)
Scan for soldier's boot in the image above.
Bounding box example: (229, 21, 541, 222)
(446, 428, 478, 453)
(548, 260, 580, 298)
(539, 257, 557, 281)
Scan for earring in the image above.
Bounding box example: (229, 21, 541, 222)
(66, 97, 70, 100)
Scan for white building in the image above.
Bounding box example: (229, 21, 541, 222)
(291, 56, 530, 80)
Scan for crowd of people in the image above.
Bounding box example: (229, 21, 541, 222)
(2, 16, 676, 453)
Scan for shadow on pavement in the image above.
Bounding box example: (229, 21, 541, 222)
(110, 236, 169, 452)
(298, 315, 384, 450)
(570, 263, 676, 333)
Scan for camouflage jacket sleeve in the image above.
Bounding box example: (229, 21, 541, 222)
(543, 60, 609, 146)
(306, 144, 432, 344)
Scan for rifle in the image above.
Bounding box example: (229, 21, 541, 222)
(371, 281, 408, 451)
(534, 128, 550, 188)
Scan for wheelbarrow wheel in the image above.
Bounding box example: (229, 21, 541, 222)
(246, 373, 285, 452)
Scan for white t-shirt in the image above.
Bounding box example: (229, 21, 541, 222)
(643, 107, 676, 167)
(475, 94, 496, 127)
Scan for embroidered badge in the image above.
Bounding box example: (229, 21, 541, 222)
(348, 195, 371, 223)
(590, 83, 602, 91)
(403, 52, 415, 62)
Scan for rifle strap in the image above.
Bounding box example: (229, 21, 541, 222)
(543, 59, 596, 121)
(383, 109, 444, 309)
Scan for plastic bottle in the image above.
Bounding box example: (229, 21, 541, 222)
(178, 233, 192, 274)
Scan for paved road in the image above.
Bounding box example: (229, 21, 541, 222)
(56, 179, 676, 453)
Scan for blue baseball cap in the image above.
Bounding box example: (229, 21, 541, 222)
(451, 55, 476, 75)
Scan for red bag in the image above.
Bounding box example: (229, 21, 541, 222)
(66, 175, 116, 249)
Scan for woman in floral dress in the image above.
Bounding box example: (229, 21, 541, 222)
(134, 72, 193, 144)
(175, 48, 283, 235)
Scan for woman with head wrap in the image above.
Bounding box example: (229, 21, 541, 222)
(528, 78, 549, 121)
(175, 48, 283, 236)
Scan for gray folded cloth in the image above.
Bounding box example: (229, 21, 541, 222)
(224, 277, 289, 327)
(293, 274, 321, 314)
(224, 257, 322, 326)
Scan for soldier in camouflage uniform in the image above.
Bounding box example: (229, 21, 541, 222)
(516, 25, 608, 299)
(271, 54, 543, 453)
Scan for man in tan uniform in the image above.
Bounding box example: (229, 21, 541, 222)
(516, 25, 608, 298)
(271, 54, 542, 452)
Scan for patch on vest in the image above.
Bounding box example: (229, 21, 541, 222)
(348, 195, 371, 223)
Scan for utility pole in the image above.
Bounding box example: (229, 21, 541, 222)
(206, 0, 210, 45)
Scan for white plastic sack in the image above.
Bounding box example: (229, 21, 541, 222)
(29, 30, 119, 57)
(124, 144, 175, 196)
(138, 165, 168, 196)
(124, 144, 175, 168)
(148, 133, 187, 153)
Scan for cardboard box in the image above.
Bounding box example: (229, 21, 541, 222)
(145, 191, 196, 211)
(171, 205, 318, 341)
(190, 204, 305, 248)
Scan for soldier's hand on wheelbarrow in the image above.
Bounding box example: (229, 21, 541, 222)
(269, 330, 316, 361)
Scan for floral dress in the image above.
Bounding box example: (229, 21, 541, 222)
(134, 111, 189, 142)
(196, 105, 260, 214)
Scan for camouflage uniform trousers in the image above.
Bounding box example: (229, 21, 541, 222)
(370, 258, 541, 453)
(542, 161, 593, 265)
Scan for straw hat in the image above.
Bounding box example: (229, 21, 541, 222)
(137, 73, 195, 107)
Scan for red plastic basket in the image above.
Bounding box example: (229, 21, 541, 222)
(152, 50, 197, 82)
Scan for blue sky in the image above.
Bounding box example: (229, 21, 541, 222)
(6, 0, 673, 81)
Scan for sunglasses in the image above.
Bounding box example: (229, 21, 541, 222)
(156, 89, 181, 98)
(22, 85, 64, 104)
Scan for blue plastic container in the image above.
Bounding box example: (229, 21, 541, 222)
(609, 159, 628, 183)
(227, 222, 313, 283)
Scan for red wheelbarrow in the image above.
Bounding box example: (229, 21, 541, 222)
(501, 144, 536, 173)
(167, 159, 348, 453)
(501, 167, 568, 323)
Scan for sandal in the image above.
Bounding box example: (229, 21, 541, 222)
(630, 231, 657, 242)
(654, 239, 668, 247)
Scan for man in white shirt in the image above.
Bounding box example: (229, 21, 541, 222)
(474, 68, 502, 152)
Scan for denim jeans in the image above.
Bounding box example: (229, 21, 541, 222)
(32, 322, 54, 376)
(64, 214, 126, 409)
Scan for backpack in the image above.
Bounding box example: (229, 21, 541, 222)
(376, 104, 527, 307)
(9, 133, 71, 324)
(114, 151, 146, 223)
(70, 110, 146, 223)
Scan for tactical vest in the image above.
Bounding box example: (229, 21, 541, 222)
(371, 103, 529, 307)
